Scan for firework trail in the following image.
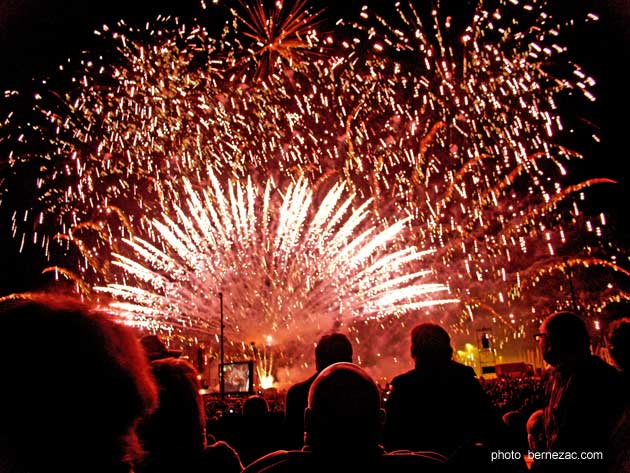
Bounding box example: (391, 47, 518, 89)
(0, 0, 626, 352)
(95, 172, 456, 345)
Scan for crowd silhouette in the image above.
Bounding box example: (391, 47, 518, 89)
(1, 295, 628, 473)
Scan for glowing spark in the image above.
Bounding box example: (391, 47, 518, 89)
(95, 174, 455, 344)
(0, 0, 624, 356)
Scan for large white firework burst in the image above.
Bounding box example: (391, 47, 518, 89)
(96, 173, 457, 345)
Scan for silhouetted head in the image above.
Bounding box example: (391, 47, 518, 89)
(526, 409, 545, 452)
(314, 332, 353, 372)
(502, 410, 524, 429)
(242, 394, 269, 418)
(537, 311, 590, 367)
(305, 362, 384, 454)
(140, 334, 182, 361)
(137, 357, 205, 471)
(0, 294, 157, 473)
(608, 318, 630, 371)
(410, 323, 453, 365)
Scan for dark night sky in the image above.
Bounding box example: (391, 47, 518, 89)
(0, 0, 629, 296)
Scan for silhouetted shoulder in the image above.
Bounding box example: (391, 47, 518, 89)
(242, 450, 310, 473)
(286, 375, 317, 396)
(390, 369, 416, 387)
(579, 355, 623, 393)
(391, 362, 476, 386)
(200, 440, 243, 473)
(383, 450, 449, 472)
(450, 360, 478, 378)
(243, 449, 450, 473)
(589, 353, 621, 375)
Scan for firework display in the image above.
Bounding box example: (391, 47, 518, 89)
(95, 173, 455, 343)
(1, 0, 627, 373)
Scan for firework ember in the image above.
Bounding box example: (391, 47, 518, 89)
(0, 0, 626, 360)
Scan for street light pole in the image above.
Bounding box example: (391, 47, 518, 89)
(219, 292, 225, 400)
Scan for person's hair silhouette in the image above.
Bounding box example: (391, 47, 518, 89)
(0, 295, 158, 473)
(305, 362, 384, 455)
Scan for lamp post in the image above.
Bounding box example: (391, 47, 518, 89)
(219, 292, 225, 399)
